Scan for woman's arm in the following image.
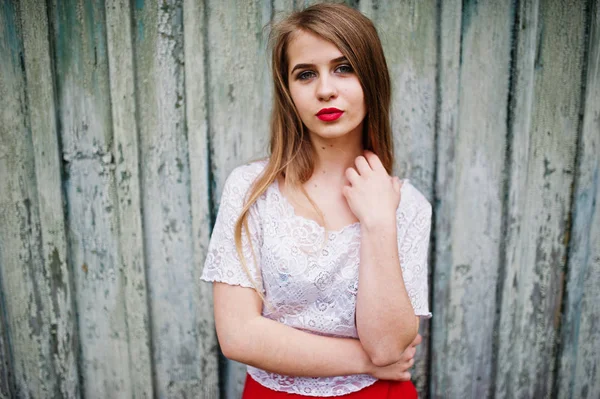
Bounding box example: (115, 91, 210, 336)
(214, 282, 373, 377)
(343, 151, 420, 366)
(355, 221, 419, 366)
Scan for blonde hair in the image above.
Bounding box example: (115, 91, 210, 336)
(234, 3, 394, 300)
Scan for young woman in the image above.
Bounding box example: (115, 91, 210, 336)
(201, 3, 432, 398)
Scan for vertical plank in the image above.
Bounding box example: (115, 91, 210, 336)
(359, 1, 437, 396)
(205, 1, 272, 397)
(104, 0, 153, 398)
(496, 0, 587, 397)
(557, 0, 600, 397)
(19, 0, 80, 396)
(0, 288, 12, 399)
(132, 0, 206, 396)
(0, 1, 71, 397)
(49, 0, 133, 396)
(360, 0, 437, 194)
(183, 0, 220, 396)
(431, 1, 513, 397)
(430, 0, 461, 398)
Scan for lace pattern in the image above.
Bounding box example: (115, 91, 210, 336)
(201, 160, 432, 397)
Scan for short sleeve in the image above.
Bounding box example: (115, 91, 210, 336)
(397, 195, 432, 319)
(200, 166, 264, 292)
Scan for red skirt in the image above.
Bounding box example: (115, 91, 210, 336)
(242, 374, 418, 398)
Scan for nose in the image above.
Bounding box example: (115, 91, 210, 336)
(316, 75, 337, 101)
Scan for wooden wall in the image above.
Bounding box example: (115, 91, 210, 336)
(0, 0, 598, 398)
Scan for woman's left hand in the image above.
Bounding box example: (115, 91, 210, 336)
(343, 150, 402, 228)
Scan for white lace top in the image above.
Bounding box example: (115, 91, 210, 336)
(201, 159, 432, 397)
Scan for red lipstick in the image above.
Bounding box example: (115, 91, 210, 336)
(316, 107, 344, 121)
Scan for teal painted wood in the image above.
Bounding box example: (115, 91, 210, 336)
(557, 0, 600, 397)
(205, 1, 273, 397)
(182, 0, 220, 397)
(359, 1, 437, 396)
(431, 1, 513, 397)
(50, 0, 134, 396)
(496, 0, 587, 397)
(431, 0, 461, 398)
(0, 1, 79, 397)
(131, 0, 212, 397)
(105, 0, 154, 398)
(19, 0, 80, 396)
(1, 1, 599, 398)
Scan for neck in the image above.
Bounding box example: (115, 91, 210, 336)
(309, 126, 363, 180)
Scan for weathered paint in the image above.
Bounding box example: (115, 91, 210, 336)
(19, 0, 80, 396)
(50, 0, 134, 396)
(105, 0, 153, 398)
(205, 1, 273, 397)
(1, 1, 599, 398)
(557, 0, 600, 397)
(359, 1, 437, 396)
(431, 1, 513, 397)
(431, 1, 462, 398)
(182, 0, 220, 396)
(0, 1, 75, 397)
(496, 0, 587, 397)
(132, 0, 210, 397)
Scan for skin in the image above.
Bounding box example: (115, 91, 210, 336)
(213, 29, 421, 381)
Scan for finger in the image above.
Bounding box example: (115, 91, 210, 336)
(342, 185, 352, 199)
(364, 150, 386, 172)
(354, 156, 372, 176)
(412, 333, 423, 346)
(345, 167, 360, 185)
(398, 372, 411, 381)
(407, 358, 415, 368)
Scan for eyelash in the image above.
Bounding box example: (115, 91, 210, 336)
(297, 64, 353, 81)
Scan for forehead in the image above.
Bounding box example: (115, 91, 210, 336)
(287, 30, 343, 66)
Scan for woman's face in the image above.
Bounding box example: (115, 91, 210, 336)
(286, 30, 366, 144)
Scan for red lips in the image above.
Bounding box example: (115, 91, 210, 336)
(316, 107, 344, 121)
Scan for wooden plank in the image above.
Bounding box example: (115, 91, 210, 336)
(104, 1, 153, 398)
(557, 0, 600, 397)
(132, 1, 208, 397)
(182, 0, 220, 397)
(205, 1, 272, 397)
(0, 2, 71, 397)
(430, 0, 461, 398)
(49, 0, 133, 396)
(430, 1, 513, 397)
(0, 289, 12, 399)
(19, 0, 80, 396)
(496, 0, 587, 397)
(359, 1, 437, 396)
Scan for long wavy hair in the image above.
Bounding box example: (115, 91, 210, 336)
(234, 3, 394, 300)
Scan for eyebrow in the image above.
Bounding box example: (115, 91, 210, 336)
(290, 56, 348, 74)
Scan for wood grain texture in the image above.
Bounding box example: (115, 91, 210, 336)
(557, 0, 600, 397)
(50, 0, 133, 396)
(105, 0, 154, 398)
(359, 1, 437, 396)
(19, 0, 80, 397)
(496, 0, 587, 397)
(431, 1, 513, 397)
(431, 0, 461, 398)
(0, 1, 74, 397)
(183, 0, 220, 397)
(132, 0, 207, 397)
(205, 1, 272, 397)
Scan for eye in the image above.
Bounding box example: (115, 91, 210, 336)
(297, 70, 316, 80)
(335, 64, 353, 74)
